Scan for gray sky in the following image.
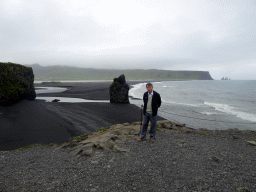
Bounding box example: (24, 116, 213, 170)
(1, 0, 256, 80)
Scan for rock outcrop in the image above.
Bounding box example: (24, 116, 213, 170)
(109, 74, 129, 104)
(53, 120, 195, 158)
(0, 62, 36, 106)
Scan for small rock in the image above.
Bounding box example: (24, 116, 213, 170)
(211, 156, 219, 162)
(232, 135, 239, 139)
(113, 145, 127, 152)
(104, 165, 111, 169)
(52, 99, 60, 102)
(123, 123, 129, 126)
(105, 140, 115, 149)
(112, 130, 122, 135)
(120, 129, 130, 135)
(80, 146, 94, 156)
(246, 141, 256, 146)
(91, 161, 98, 164)
(69, 148, 82, 156)
(236, 187, 249, 192)
(164, 123, 172, 129)
(79, 140, 92, 145)
(98, 142, 108, 150)
(130, 130, 140, 135)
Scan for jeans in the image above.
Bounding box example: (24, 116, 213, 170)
(139, 112, 157, 139)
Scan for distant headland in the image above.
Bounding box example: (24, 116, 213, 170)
(24, 63, 214, 81)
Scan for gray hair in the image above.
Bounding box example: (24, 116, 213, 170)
(146, 83, 153, 87)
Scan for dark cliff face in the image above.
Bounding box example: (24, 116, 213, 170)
(0, 62, 36, 106)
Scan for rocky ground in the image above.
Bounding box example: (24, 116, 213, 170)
(1, 120, 256, 192)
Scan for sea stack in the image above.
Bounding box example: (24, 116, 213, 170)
(109, 74, 129, 104)
(0, 62, 36, 106)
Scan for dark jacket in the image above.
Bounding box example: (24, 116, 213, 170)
(143, 90, 161, 116)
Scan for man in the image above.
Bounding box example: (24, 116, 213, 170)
(138, 83, 161, 142)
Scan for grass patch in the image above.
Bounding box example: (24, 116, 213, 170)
(75, 136, 84, 141)
(95, 128, 107, 132)
(199, 132, 211, 137)
(13, 144, 48, 152)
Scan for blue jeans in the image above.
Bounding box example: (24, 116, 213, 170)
(139, 112, 157, 139)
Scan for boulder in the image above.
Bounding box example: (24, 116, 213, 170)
(109, 74, 129, 103)
(0, 62, 36, 106)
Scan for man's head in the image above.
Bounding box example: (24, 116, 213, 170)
(146, 83, 153, 94)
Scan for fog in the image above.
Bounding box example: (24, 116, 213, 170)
(1, 0, 256, 80)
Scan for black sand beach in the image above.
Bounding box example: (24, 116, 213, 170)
(0, 82, 164, 151)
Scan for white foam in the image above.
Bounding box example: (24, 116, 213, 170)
(36, 97, 109, 103)
(35, 87, 68, 94)
(199, 111, 218, 115)
(162, 99, 199, 107)
(204, 101, 256, 122)
(129, 83, 146, 98)
(163, 86, 167, 87)
(34, 80, 112, 84)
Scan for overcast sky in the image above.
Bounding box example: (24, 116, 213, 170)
(1, 0, 256, 80)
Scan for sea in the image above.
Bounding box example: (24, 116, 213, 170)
(129, 80, 256, 131)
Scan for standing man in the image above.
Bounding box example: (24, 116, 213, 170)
(138, 83, 161, 142)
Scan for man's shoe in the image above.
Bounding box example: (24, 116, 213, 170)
(137, 138, 146, 141)
(150, 139, 156, 142)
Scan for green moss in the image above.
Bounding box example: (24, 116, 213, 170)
(75, 136, 84, 141)
(95, 127, 107, 132)
(0, 62, 33, 103)
(13, 144, 48, 152)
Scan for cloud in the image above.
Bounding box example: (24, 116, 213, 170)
(1, 0, 256, 79)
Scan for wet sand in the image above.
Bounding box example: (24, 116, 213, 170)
(0, 82, 164, 151)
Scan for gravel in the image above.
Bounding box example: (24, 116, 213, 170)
(1, 131, 256, 192)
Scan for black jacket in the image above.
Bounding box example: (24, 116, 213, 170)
(143, 90, 161, 116)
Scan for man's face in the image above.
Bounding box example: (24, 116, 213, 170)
(146, 85, 153, 94)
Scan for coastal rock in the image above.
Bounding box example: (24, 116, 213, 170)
(62, 120, 197, 158)
(0, 62, 36, 106)
(109, 74, 129, 104)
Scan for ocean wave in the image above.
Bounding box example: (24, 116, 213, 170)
(129, 83, 146, 98)
(204, 102, 256, 122)
(162, 99, 199, 107)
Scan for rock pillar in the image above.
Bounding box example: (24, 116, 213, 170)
(109, 74, 129, 104)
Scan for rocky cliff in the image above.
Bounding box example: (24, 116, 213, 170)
(0, 62, 36, 106)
